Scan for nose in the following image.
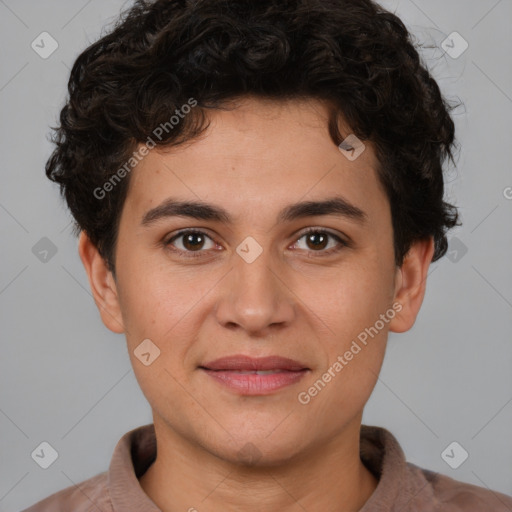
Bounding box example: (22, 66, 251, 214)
(214, 242, 295, 335)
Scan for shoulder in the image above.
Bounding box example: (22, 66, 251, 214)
(21, 471, 111, 512)
(408, 463, 512, 512)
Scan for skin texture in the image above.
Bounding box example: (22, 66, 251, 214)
(79, 96, 434, 512)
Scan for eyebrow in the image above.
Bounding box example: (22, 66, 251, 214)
(141, 196, 368, 227)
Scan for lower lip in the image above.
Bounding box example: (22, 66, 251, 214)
(200, 369, 309, 395)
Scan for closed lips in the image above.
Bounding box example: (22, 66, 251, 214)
(212, 370, 300, 374)
(200, 355, 309, 372)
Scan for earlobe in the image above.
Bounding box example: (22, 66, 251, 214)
(389, 237, 435, 333)
(78, 231, 125, 334)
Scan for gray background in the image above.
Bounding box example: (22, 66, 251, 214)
(1, 0, 511, 510)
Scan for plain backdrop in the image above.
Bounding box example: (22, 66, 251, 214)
(1, 0, 511, 510)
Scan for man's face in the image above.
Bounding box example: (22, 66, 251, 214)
(98, 97, 403, 463)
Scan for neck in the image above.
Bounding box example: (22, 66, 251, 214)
(139, 416, 379, 512)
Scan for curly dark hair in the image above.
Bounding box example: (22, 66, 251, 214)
(46, 0, 461, 275)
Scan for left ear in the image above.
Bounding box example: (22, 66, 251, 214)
(388, 236, 435, 333)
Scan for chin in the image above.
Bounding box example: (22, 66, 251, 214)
(212, 430, 307, 468)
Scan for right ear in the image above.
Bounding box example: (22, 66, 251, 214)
(78, 231, 125, 334)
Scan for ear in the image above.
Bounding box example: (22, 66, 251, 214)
(388, 236, 435, 333)
(78, 231, 125, 334)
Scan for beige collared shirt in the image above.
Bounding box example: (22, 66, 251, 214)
(22, 423, 512, 511)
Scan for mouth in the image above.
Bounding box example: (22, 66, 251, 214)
(199, 355, 310, 395)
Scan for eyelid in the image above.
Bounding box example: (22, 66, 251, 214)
(164, 228, 219, 257)
(295, 226, 349, 244)
(291, 227, 349, 254)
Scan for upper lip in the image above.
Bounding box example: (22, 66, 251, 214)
(200, 355, 309, 371)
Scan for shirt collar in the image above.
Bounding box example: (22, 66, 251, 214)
(107, 423, 427, 512)
(108, 423, 160, 511)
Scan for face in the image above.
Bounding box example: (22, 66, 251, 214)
(81, 97, 432, 465)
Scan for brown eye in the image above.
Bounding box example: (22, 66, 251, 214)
(165, 230, 216, 256)
(181, 232, 206, 251)
(292, 228, 348, 256)
(304, 231, 329, 250)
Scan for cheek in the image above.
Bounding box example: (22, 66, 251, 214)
(296, 257, 394, 395)
(302, 258, 395, 341)
(116, 255, 191, 338)
(300, 295, 389, 417)
(117, 260, 212, 388)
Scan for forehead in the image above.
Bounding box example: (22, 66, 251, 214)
(123, 97, 387, 226)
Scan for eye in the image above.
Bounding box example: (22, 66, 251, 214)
(291, 228, 348, 256)
(164, 230, 217, 258)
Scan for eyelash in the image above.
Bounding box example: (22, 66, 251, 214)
(163, 227, 349, 259)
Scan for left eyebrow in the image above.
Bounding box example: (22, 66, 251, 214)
(140, 196, 368, 227)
